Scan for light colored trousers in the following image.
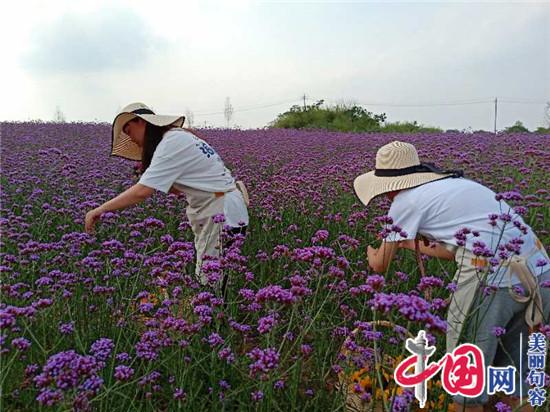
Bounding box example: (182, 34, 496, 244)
(184, 186, 226, 286)
(191, 214, 223, 285)
(446, 241, 548, 353)
(182, 183, 248, 288)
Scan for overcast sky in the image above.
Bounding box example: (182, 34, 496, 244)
(1, 0, 549, 131)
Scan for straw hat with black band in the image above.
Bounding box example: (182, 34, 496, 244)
(353, 141, 463, 206)
(111, 102, 185, 161)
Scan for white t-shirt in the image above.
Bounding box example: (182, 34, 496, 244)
(139, 128, 249, 228)
(386, 178, 547, 286)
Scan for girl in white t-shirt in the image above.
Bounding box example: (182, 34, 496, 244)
(354, 141, 548, 412)
(84, 102, 249, 296)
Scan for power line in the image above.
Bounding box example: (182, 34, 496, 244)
(158, 95, 549, 120)
(494, 97, 498, 135)
(499, 99, 548, 104)
(359, 100, 491, 107)
(232, 99, 303, 113)
(315, 97, 549, 107)
(317, 97, 495, 107)
(193, 98, 301, 117)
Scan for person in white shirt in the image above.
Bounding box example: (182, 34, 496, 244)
(84, 103, 249, 295)
(354, 141, 548, 412)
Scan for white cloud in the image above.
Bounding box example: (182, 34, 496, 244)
(22, 7, 168, 73)
(0, 1, 548, 129)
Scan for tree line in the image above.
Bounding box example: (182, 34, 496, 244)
(269, 100, 550, 134)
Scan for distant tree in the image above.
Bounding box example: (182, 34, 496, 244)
(270, 100, 386, 132)
(504, 121, 529, 133)
(224, 97, 234, 128)
(185, 109, 194, 128)
(380, 120, 442, 133)
(545, 101, 550, 127)
(54, 106, 66, 122)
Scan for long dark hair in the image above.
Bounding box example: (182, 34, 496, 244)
(141, 123, 175, 172)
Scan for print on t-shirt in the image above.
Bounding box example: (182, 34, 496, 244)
(197, 141, 216, 158)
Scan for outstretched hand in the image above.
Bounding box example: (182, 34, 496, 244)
(85, 208, 103, 234)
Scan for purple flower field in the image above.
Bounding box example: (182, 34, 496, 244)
(1, 122, 549, 411)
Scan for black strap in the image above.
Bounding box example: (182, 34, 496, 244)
(374, 162, 463, 178)
(132, 108, 155, 115)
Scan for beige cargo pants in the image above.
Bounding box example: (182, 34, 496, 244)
(446, 240, 547, 353)
(184, 187, 226, 286)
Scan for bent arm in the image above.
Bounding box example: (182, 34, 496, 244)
(399, 239, 455, 260)
(368, 241, 400, 273)
(98, 183, 155, 213)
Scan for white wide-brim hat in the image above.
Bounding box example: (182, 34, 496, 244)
(111, 102, 185, 161)
(353, 141, 463, 206)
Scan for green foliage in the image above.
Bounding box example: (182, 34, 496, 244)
(535, 126, 550, 134)
(270, 100, 387, 132)
(504, 121, 530, 133)
(379, 120, 442, 133)
(271, 101, 444, 133)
